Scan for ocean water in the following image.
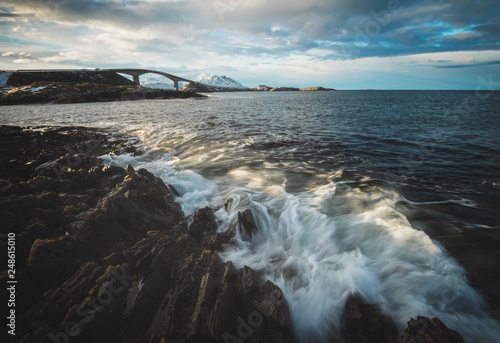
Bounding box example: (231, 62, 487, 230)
(1, 90, 500, 342)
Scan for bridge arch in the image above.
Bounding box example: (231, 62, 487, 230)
(102, 68, 193, 91)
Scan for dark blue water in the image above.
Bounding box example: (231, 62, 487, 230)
(2, 90, 500, 342)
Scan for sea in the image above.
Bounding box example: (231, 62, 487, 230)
(1, 90, 500, 342)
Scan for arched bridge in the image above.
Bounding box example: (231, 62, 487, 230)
(13, 68, 193, 91)
(101, 68, 193, 91)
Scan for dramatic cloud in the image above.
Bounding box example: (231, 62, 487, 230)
(434, 60, 500, 69)
(1, 0, 499, 88)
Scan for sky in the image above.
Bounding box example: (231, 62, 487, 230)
(1, 0, 499, 89)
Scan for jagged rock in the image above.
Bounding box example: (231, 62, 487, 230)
(238, 209, 259, 240)
(94, 171, 184, 232)
(189, 207, 218, 237)
(137, 167, 155, 180)
(339, 295, 466, 343)
(399, 316, 465, 343)
(340, 293, 398, 343)
(126, 163, 135, 174)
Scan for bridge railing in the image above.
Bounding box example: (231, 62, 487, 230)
(15, 69, 103, 73)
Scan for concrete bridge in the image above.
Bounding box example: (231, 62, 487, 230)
(13, 68, 193, 91)
(101, 68, 193, 91)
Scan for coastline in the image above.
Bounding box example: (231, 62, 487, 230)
(0, 81, 205, 106)
(0, 125, 465, 343)
(0, 71, 335, 106)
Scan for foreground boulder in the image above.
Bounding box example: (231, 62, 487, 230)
(339, 294, 465, 343)
(399, 316, 465, 343)
(340, 294, 398, 343)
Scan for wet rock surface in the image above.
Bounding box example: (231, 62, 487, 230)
(340, 294, 398, 343)
(0, 125, 466, 343)
(399, 316, 465, 343)
(0, 126, 293, 343)
(340, 294, 466, 343)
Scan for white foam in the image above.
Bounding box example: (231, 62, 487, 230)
(213, 169, 500, 343)
(100, 149, 217, 216)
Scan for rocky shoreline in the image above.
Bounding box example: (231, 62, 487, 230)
(0, 72, 334, 104)
(0, 82, 205, 106)
(0, 126, 465, 343)
(181, 82, 336, 92)
(0, 71, 204, 105)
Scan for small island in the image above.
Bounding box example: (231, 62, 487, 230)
(301, 86, 335, 91)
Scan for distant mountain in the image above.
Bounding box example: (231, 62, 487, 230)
(117, 71, 245, 90)
(141, 81, 175, 90)
(136, 74, 176, 89)
(193, 73, 247, 89)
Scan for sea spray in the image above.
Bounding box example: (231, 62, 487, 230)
(213, 170, 500, 342)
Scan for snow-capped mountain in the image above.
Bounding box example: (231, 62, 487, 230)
(193, 73, 247, 89)
(136, 74, 176, 89)
(120, 71, 246, 90)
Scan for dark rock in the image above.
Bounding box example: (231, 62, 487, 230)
(238, 209, 258, 240)
(93, 171, 184, 234)
(340, 293, 398, 343)
(102, 252, 126, 265)
(25, 175, 57, 191)
(137, 167, 155, 181)
(189, 207, 218, 237)
(126, 164, 135, 174)
(238, 265, 259, 296)
(258, 281, 291, 328)
(168, 184, 180, 197)
(339, 295, 466, 343)
(399, 316, 465, 343)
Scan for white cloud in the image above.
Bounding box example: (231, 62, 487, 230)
(13, 58, 33, 64)
(38, 50, 98, 63)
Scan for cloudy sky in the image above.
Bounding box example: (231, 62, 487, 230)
(1, 0, 499, 89)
